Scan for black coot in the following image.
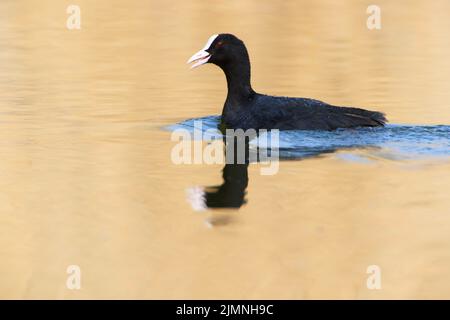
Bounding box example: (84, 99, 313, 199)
(187, 33, 387, 131)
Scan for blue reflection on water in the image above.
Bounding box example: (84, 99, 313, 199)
(166, 115, 450, 161)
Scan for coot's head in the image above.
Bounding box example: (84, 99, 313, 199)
(187, 34, 249, 70)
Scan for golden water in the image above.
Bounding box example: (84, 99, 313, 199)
(0, 0, 449, 299)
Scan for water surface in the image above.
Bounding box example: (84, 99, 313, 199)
(1, 0, 450, 299)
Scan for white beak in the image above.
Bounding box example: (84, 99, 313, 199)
(187, 50, 211, 69)
(187, 34, 218, 69)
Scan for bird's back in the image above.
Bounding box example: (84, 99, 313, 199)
(234, 94, 387, 131)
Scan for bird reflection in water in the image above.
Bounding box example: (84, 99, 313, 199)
(186, 132, 342, 227)
(186, 135, 252, 220)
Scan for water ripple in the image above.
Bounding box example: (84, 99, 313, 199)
(166, 115, 450, 161)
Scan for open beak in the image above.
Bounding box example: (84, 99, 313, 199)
(187, 50, 211, 69)
(187, 34, 218, 69)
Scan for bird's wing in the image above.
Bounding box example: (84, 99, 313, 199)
(255, 95, 386, 130)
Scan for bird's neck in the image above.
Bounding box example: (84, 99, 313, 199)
(222, 59, 254, 104)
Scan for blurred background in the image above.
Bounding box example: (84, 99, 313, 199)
(0, 0, 449, 299)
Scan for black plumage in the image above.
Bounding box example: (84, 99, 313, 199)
(188, 33, 387, 131)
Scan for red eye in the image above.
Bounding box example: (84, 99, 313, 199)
(215, 41, 224, 49)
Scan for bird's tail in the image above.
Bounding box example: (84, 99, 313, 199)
(333, 106, 387, 128)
